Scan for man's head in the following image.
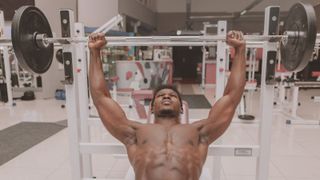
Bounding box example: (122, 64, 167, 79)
(151, 85, 183, 119)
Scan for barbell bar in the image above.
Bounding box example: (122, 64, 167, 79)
(8, 2, 319, 74)
(1, 33, 319, 46)
(43, 34, 286, 45)
(0, 35, 287, 47)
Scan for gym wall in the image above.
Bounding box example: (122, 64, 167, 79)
(78, 0, 156, 29)
(0, 0, 35, 20)
(155, 0, 318, 34)
(156, 12, 268, 34)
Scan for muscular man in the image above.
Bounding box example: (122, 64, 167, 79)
(89, 31, 246, 180)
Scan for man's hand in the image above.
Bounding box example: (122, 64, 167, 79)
(226, 31, 245, 49)
(88, 33, 107, 52)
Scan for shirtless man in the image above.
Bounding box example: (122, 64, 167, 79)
(89, 31, 246, 180)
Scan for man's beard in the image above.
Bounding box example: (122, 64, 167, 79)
(156, 109, 178, 118)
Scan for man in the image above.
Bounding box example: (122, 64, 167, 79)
(89, 31, 246, 180)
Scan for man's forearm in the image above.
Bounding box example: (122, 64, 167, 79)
(89, 50, 111, 100)
(223, 46, 246, 103)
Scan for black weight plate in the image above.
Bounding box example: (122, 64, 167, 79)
(281, 2, 317, 72)
(56, 49, 63, 64)
(11, 6, 53, 74)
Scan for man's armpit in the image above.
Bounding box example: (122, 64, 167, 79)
(122, 126, 138, 145)
(198, 130, 210, 144)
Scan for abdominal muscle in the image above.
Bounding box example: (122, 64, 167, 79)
(130, 145, 203, 180)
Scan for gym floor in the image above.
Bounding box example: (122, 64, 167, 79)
(0, 84, 319, 180)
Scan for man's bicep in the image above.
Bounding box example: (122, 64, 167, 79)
(197, 95, 237, 144)
(208, 95, 237, 119)
(95, 97, 138, 145)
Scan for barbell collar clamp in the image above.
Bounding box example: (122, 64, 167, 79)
(284, 31, 306, 38)
(35, 33, 50, 48)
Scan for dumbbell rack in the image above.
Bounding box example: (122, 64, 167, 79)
(61, 6, 278, 180)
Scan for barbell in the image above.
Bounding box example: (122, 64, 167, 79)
(3, 2, 319, 74)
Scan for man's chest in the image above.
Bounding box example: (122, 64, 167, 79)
(136, 124, 200, 147)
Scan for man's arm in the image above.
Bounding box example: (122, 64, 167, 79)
(194, 31, 246, 144)
(89, 33, 139, 146)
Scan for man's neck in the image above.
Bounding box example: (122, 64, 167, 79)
(154, 117, 180, 128)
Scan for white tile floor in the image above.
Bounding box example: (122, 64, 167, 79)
(0, 84, 319, 180)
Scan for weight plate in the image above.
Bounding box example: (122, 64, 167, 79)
(11, 6, 53, 74)
(56, 49, 63, 64)
(281, 2, 317, 72)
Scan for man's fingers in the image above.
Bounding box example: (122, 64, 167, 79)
(228, 40, 242, 48)
(238, 31, 244, 40)
(227, 31, 244, 41)
(88, 32, 107, 50)
(98, 33, 105, 38)
(89, 33, 106, 41)
(226, 30, 245, 48)
(227, 31, 238, 40)
(89, 35, 95, 41)
(99, 35, 106, 41)
(235, 32, 239, 39)
(235, 31, 241, 40)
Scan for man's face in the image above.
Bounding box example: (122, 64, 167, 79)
(152, 88, 182, 118)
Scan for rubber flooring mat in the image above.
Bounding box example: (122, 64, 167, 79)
(0, 120, 67, 165)
(180, 94, 211, 109)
